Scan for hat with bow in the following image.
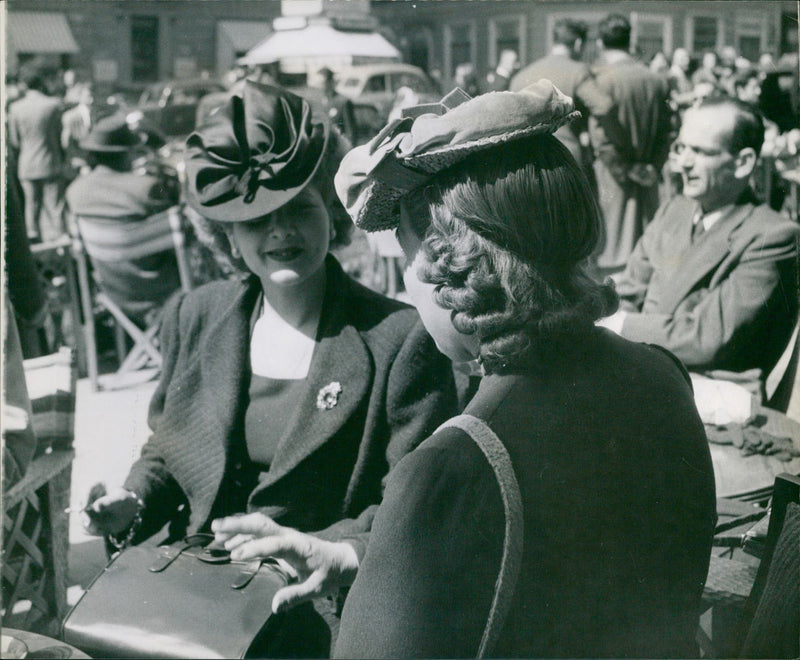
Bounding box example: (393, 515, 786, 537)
(334, 80, 579, 232)
(184, 80, 329, 222)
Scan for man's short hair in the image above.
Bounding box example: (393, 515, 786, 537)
(553, 19, 587, 47)
(18, 60, 57, 93)
(598, 14, 631, 50)
(696, 96, 765, 155)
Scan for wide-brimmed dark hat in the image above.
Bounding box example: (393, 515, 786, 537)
(80, 114, 140, 153)
(334, 80, 579, 232)
(183, 80, 329, 222)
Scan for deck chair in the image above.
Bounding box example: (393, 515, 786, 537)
(70, 206, 194, 391)
(700, 473, 800, 658)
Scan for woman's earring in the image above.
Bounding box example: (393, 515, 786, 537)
(329, 221, 337, 242)
(230, 241, 241, 259)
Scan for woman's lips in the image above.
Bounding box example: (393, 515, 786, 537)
(265, 247, 303, 262)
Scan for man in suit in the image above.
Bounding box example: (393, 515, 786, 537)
(66, 114, 181, 326)
(599, 97, 799, 398)
(510, 19, 616, 190)
(589, 14, 674, 275)
(8, 62, 66, 242)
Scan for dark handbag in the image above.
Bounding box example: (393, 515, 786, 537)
(61, 533, 303, 659)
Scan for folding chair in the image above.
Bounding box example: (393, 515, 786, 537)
(700, 473, 800, 658)
(70, 206, 194, 391)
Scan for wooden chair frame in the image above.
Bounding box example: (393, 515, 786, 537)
(70, 206, 194, 391)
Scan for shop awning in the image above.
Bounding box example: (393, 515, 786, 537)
(8, 12, 79, 54)
(239, 23, 400, 67)
(217, 20, 272, 55)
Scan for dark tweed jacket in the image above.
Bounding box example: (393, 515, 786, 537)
(124, 256, 458, 552)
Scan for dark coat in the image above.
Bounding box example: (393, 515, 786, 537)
(510, 52, 613, 165)
(124, 256, 459, 550)
(615, 190, 800, 393)
(589, 53, 674, 271)
(335, 329, 717, 658)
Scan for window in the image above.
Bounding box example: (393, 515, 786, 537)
(131, 16, 159, 83)
(365, 75, 387, 93)
(687, 15, 722, 54)
(444, 21, 476, 79)
(631, 13, 673, 61)
(391, 73, 434, 94)
(735, 16, 767, 63)
(488, 16, 525, 69)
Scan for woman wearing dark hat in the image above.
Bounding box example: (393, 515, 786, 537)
(326, 82, 716, 658)
(82, 82, 457, 653)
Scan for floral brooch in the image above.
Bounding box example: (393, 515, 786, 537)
(316, 382, 342, 410)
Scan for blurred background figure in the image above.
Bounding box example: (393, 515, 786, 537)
(317, 67, 357, 146)
(61, 82, 95, 183)
(482, 48, 519, 93)
(453, 62, 481, 97)
(510, 18, 615, 193)
(668, 48, 694, 110)
(589, 13, 674, 276)
(65, 114, 181, 327)
(7, 59, 67, 243)
(692, 51, 719, 89)
(387, 85, 421, 122)
(648, 51, 669, 74)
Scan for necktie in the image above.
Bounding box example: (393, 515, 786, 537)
(692, 218, 706, 242)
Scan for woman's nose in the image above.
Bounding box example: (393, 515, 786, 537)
(265, 210, 297, 237)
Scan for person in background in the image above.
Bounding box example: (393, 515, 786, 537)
(61, 82, 94, 183)
(692, 51, 720, 89)
(599, 97, 799, 400)
(327, 81, 716, 658)
(668, 48, 695, 110)
(589, 14, 674, 276)
(7, 60, 66, 242)
(649, 51, 669, 74)
(453, 62, 481, 97)
(318, 67, 357, 147)
(65, 114, 181, 327)
(510, 18, 616, 193)
(482, 48, 519, 93)
(82, 82, 458, 656)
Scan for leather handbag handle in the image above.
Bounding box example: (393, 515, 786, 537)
(436, 414, 524, 659)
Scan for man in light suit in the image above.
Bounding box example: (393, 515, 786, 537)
(8, 62, 66, 242)
(600, 97, 799, 398)
(589, 14, 674, 275)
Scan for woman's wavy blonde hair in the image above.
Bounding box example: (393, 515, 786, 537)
(413, 133, 618, 374)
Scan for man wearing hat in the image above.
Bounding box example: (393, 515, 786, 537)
(66, 114, 181, 326)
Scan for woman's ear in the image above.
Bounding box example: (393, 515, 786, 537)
(733, 147, 758, 180)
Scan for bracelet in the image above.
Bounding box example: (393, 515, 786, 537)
(106, 492, 144, 552)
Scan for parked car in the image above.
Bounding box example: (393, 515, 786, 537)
(334, 63, 439, 123)
(136, 78, 226, 137)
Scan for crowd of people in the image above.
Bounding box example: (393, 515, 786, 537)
(4, 10, 799, 659)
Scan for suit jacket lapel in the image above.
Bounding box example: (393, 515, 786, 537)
(256, 260, 371, 486)
(201, 276, 261, 448)
(659, 197, 754, 313)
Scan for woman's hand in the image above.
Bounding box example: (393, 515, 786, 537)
(211, 513, 359, 614)
(81, 484, 141, 536)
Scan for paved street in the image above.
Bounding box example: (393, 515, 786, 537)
(67, 376, 157, 601)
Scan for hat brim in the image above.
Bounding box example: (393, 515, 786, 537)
(185, 121, 329, 223)
(355, 114, 579, 233)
